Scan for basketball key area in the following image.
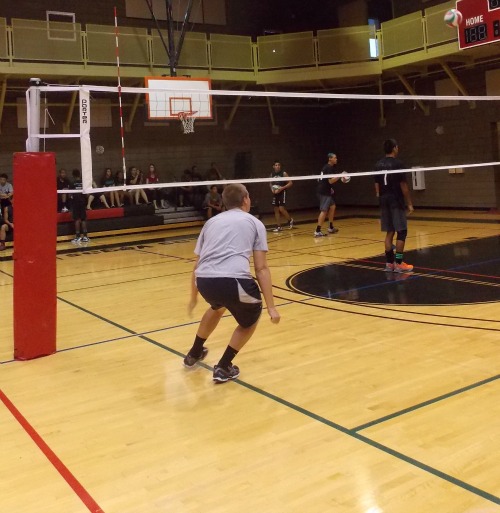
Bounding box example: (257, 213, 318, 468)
(0, 208, 499, 513)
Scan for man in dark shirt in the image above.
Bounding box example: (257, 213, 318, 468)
(0, 197, 13, 251)
(374, 139, 414, 272)
(270, 160, 293, 232)
(56, 168, 70, 212)
(70, 169, 90, 244)
(314, 153, 341, 237)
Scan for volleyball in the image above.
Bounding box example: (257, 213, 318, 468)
(444, 9, 462, 28)
(341, 171, 351, 184)
(95, 145, 105, 155)
(272, 184, 281, 192)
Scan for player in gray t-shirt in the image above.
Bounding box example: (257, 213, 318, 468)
(184, 183, 280, 383)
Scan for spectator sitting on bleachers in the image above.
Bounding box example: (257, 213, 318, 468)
(0, 173, 14, 211)
(146, 163, 162, 210)
(136, 168, 150, 205)
(0, 195, 13, 251)
(102, 168, 119, 207)
(178, 169, 193, 207)
(114, 169, 126, 207)
(87, 180, 111, 210)
(203, 185, 223, 219)
(126, 167, 149, 205)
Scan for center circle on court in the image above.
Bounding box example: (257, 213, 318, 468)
(286, 258, 499, 306)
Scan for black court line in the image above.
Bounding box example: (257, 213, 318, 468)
(272, 290, 500, 332)
(352, 374, 500, 432)
(292, 260, 500, 297)
(8, 294, 497, 506)
(272, 284, 500, 325)
(59, 268, 193, 294)
(0, 234, 198, 262)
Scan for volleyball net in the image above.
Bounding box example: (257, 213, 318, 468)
(26, 81, 500, 199)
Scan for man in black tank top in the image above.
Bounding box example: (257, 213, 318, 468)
(314, 153, 342, 237)
(270, 160, 293, 232)
(374, 139, 414, 273)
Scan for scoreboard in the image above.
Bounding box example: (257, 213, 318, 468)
(457, 0, 500, 49)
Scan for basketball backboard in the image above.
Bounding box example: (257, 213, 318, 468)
(145, 77, 212, 120)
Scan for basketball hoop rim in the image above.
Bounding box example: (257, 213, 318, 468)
(177, 110, 198, 119)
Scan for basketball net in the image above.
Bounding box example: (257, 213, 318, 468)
(178, 111, 197, 134)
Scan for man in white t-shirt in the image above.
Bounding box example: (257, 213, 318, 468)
(185, 183, 280, 383)
(0, 173, 13, 210)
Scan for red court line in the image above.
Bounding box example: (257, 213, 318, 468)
(359, 259, 500, 281)
(0, 389, 105, 513)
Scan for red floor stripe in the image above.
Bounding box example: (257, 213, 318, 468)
(0, 389, 105, 513)
(359, 259, 500, 281)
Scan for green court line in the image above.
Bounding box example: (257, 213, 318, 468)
(233, 379, 500, 505)
(352, 374, 500, 432)
(46, 296, 500, 506)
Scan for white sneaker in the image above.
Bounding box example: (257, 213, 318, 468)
(313, 231, 325, 237)
(81, 236, 90, 243)
(71, 237, 82, 244)
(328, 227, 339, 234)
(288, 218, 294, 229)
(272, 226, 283, 232)
(61, 207, 69, 213)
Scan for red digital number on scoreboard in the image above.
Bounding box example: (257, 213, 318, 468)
(457, 0, 500, 49)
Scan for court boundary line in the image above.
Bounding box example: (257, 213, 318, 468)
(0, 389, 105, 513)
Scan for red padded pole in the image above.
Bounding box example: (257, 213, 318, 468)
(13, 152, 57, 360)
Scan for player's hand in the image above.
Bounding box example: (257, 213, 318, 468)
(407, 205, 414, 215)
(187, 297, 197, 317)
(268, 306, 280, 324)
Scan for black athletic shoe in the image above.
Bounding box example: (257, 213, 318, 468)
(213, 364, 240, 383)
(183, 347, 208, 368)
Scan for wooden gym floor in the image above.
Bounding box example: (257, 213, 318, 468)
(0, 208, 499, 513)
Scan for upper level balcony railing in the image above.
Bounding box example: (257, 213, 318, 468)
(0, 2, 459, 78)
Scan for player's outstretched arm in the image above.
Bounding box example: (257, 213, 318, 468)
(253, 250, 280, 323)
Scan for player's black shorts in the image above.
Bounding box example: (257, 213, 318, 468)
(72, 201, 87, 221)
(272, 191, 286, 207)
(196, 277, 262, 328)
(379, 194, 407, 232)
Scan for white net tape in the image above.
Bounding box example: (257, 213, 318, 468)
(25, 84, 500, 194)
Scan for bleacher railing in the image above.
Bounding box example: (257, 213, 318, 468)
(0, 4, 458, 75)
